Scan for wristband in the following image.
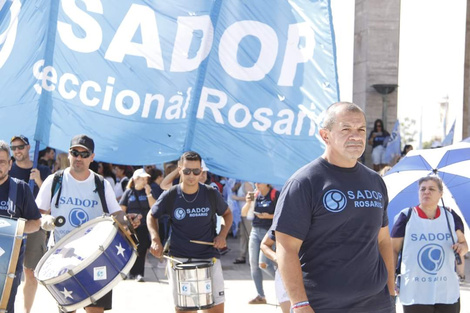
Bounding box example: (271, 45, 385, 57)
(147, 194, 152, 197)
(291, 301, 310, 310)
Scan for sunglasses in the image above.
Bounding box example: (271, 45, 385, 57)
(182, 168, 202, 175)
(69, 149, 91, 159)
(10, 144, 26, 151)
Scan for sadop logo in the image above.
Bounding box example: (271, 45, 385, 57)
(174, 208, 186, 220)
(323, 189, 347, 213)
(417, 243, 445, 275)
(0, 0, 21, 69)
(69, 208, 89, 227)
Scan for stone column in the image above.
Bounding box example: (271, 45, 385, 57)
(463, 0, 470, 139)
(353, 0, 401, 167)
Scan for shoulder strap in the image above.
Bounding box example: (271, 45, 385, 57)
(8, 177, 18, 216)
(396, 207, 413, 275)
(93, 173, 108, 214)
(52, 170, 64, 208)
(120, 177, 128, 191)
(270, 188, 278, 207)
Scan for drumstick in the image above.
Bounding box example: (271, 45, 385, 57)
(190, 240, 214, 246)
(163, 255, 183, 264)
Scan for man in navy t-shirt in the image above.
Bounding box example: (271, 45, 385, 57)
(272, 102, 395, 313)
(0, 140, 41, 313)
(147, 151, 233, 313)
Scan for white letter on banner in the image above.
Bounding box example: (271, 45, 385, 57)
(41, 66, 57, 92)
(0, 0, 21, 69)
(253, 108, 273, 131)
(196, 87, 226, 124)
(170, 16, 214, 72)
(79, 80, 101, 106)
(57, 0, 103, 53)
(278, 23, 315, 86)
(58, 73, 79, 99)
(273, 109, 295, 135)
(219, 21, 278, 81)
(115, 90, 140, 115)
(165, 95, 184, 119)
(228, 103, 251, 128)
(142, 93, 165, 119)
(33, 59, 45, 94)
(105, 4, 163, 70)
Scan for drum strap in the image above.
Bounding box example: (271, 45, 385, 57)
(51, 170, 109, 213)
(8, 177, 18, 216)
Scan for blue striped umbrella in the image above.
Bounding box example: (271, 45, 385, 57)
(383, 142, 470, 231)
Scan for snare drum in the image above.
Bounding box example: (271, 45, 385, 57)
(173, 261, 214, 310)
(35, 216, 137, 312)
(0, 216, 25, 311)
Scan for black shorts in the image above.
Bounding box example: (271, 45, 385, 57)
(61, 290, 112, 312)
(403, 299, 460, 313)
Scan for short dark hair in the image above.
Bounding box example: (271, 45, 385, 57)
(179, 151, 202, 164)
(418, 176, 443, 193)
(148, 168, 163, 182)
(321, 102, 365, 130)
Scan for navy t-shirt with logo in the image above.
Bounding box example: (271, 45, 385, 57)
(120, 188, 150, 225)
(9, 162, 51, 197)
(273, 157, 391, 313)
(151, 183, 228, 259)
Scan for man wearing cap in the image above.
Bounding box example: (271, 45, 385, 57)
(148, 151, 233, 313)
(9, 135, 51, 313)
(36, 134, 138, 313)
(0, 140, 41, 313)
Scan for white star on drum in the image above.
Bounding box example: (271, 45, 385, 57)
(116, 243, 125, 257)
(61, 287, 73, 299)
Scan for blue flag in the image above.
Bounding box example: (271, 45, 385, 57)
(0, 0, 339, 185)
(441, 120, 455, 147)
(384, 120, 401, 164)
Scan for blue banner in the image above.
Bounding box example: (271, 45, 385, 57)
(0, 0, 339, 185)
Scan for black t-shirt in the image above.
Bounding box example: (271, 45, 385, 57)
(9, 162, 51, 197)
(273, 158, 391, 312)
(151, 183, 228, 259)
(119, 188, 150, 225)
(150, 182, 164, 200)
(0, 177, 42, 220)
(252, 188, 279, 229)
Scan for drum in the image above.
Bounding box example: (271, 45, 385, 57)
(173, 261, 214, 310)
(0, 216, 25, 311)
(35, 216, 137, 312)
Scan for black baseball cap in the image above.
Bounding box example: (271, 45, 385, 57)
(70, 135, 94, 153)
(10, 135, 29, 145)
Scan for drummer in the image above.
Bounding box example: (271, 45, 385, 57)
(0, 140, 41, 313)
(148, 151, 233, 313)
(35, 135, 140, 313)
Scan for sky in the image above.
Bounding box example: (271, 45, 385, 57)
(330, 0, 468, 147)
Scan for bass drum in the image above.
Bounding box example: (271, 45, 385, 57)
(35, 216, 137, 312)
(0, 216, 25, 311)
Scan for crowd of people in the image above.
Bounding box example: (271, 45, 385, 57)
(0, 101, 468, 313)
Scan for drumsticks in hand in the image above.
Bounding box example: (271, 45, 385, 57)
(190, 240, 214, 246)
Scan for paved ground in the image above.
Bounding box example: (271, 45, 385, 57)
(13, 236, 470, 313)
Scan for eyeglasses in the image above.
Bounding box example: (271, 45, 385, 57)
(69, 149, 91, 159)
(182, 168, 202, 175)
(10, 144, 26, 151)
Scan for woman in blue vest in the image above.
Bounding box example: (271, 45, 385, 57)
(391, 176, 468, 313)
(242, 182, 279, 305)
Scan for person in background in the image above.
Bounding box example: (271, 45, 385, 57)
(242, 183, 279, 305)
(260, 229, 290, 313)
(38, 147, 55, 170)
(368, 119, 390, 172)
(232, 181, 254, 264)
(8, 135, 51, 313)
(97, 162, 116, 189)
(391, 176, 467, 313)
(53, 152, 70, 173)
(114, 165, 130, 201)
(119, 168, 153, 282)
